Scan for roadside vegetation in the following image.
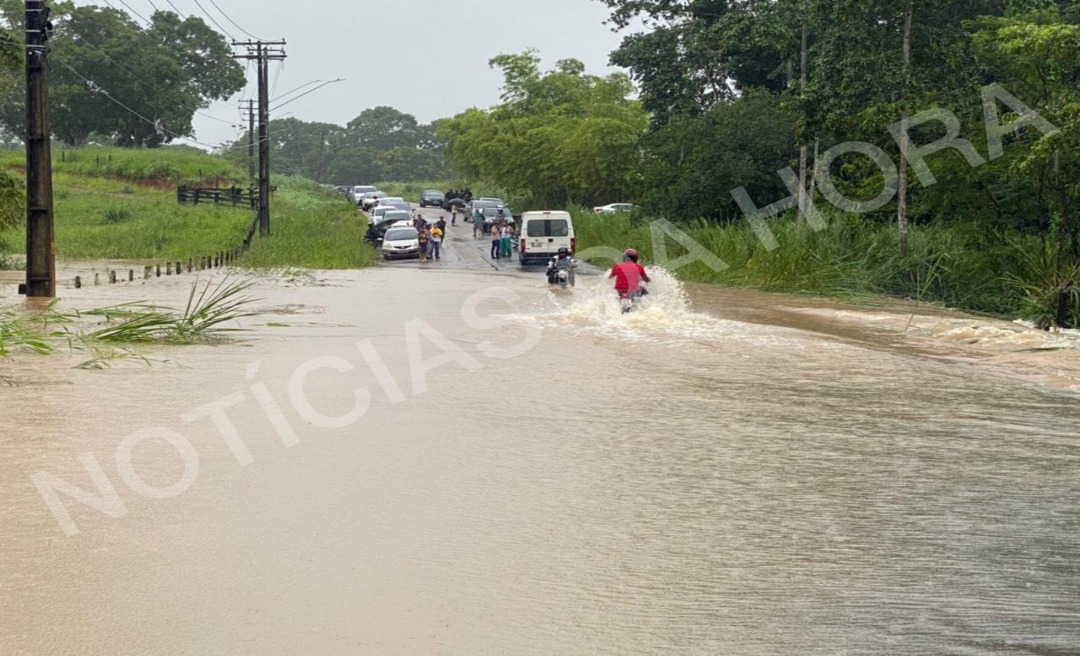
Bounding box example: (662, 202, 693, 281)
(572, 208, 1053, 320)
(426, 5, 1080, 328)
(240, 176, 377, 269)
(0, 148, 377, 270)
(0, 278, 258, 372)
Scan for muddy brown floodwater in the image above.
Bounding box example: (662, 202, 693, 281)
(1, 247, 1079, 655)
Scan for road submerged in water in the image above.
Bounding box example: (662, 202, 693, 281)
(1, 211, 1079, 655)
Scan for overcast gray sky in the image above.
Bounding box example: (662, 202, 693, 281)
(76, 0, 630, 149)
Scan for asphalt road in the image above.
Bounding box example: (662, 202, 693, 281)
(367, 204, 602, 278)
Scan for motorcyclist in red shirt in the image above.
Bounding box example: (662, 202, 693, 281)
(609, 249, 650, 298)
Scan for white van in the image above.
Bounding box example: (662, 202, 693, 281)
(518, 211, 575, 265)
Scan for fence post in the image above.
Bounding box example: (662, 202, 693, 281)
(128, 270, 134, 282)
(109, 270, 116, 284)
(74, 275, 81, 288)
(155, 264, 161, 277)
(144, 265, 152, 279)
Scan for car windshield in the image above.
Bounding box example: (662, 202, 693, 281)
(354, 186, 375, 193)
(384, 229, 417, 241)
(423, 190, 442, 196)
(383, 211, 411, 221)
(526, 219, 569, 237)
(472, 201, 496, 210)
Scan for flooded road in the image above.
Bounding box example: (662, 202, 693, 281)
(1, 233, 1080, 654)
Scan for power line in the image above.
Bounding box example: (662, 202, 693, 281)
(269, 59, 283, 98)
(163, 0, 187, 19)
(206, 0, 262, 40)
(191, 0, 235, 40)
(49, 26, 240, 128)
(52, 56, 225, 150)
(270, 79, 345, 113)
(116, 0, 151, 24)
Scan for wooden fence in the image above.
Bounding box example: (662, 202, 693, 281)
(177, 186, 256, 208)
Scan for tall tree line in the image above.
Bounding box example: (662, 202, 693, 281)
(222, 106, 448, 183)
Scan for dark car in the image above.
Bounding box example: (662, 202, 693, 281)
(419, 190, 444, 208)
(470, 199, 499, 212)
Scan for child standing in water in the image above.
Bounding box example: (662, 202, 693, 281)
(417, 225, 430, 263)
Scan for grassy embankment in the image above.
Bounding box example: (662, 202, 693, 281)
(569, 205, 1054, 321)
(0, 146, 377, 269)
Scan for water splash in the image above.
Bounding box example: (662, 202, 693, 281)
(508, 267, 800, 348)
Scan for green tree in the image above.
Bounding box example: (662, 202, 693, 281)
(438, 52, 648, 207)
(0, 4, 243, 147)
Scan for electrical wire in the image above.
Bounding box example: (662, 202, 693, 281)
(191, 0, 235, 41)
(116, 0, 151, 24)
(163, 0, 187, 19)
(206, 0, 262, 40)
(52, 56, 225, 150)
(52, 26, 240, 127)
(269, 59, 283, 99)
(269, 79, 344, 113)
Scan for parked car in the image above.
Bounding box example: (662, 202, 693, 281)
(473, 206, 514, 224)
(381, 227, 421, 260)
(593, 203, 635, 214)
(349, 185, 377, 203)
(419, 190, 444, 208)
(470, 199, 499, 213)
(361, 191, 387, 210)
(382, 201, 411, 212)
(519, 210, 574, 265)
(378, 210, 412, 225)
(370, 205, 396, 221)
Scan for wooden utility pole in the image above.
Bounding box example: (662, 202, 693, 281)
(232, 40, 286, 238)
(240, 99, 255, 182)
(22, 0, 54, 298)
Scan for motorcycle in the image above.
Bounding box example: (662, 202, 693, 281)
(618, 285, 648, 313)
(548, 268, 572, 288)
(546, 260, 577, 288)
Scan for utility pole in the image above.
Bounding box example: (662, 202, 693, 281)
(232, 40, 286, 238)
(239, 99, 255, 182)
(22, 0, 54, 298)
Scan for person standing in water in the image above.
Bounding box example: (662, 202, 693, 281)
(429, 224, 443, 261)
(500, 221, 513, 259)
(490, 221, 502, 260)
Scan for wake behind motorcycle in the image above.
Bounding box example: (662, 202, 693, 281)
(619, 285, 648, 313)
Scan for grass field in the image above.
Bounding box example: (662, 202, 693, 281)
(0, 148, 378, 270)
(570, 205, 1046, 319)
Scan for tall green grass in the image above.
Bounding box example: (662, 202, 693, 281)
(571, 206, 1041, 319)
(0, 151, 376, 270)
(0, 146, 245, 186)
(238, 176, 378, 269)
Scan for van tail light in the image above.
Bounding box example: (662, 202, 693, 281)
(570, 237, 576, 253)
(520, 239, 526, 257)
